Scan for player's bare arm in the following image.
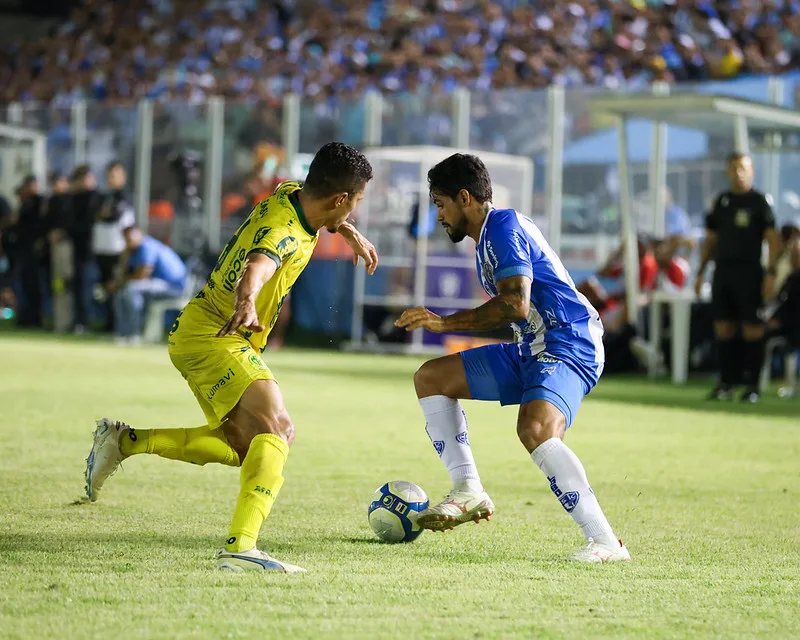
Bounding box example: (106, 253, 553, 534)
(694, 230, 717, 296)
(396, 275, 531, 333)
(217, 253, 278, 337)
(337, 220, 379, 275)
(764, 227, 781, 300)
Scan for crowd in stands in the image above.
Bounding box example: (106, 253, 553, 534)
(1, 0, 799, 106)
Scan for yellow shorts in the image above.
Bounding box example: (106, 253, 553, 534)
(168, 302, 274, 427)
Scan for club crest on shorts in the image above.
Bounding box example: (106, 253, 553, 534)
(248, 353, 267, 370)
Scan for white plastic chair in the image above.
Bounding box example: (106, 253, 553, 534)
(142, 270, 204, 344)
(759, 336, 799, 395)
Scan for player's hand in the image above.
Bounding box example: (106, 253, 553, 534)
(763, 273, 776, 300)
(217, 299, 265, 337)
(693, 275, 704, 298)
(395, 307, 445, 332)
(341, 227, 378, 275)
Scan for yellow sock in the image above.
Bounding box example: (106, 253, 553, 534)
(119, 426, 239, 467)
(225, 433, 289, 552)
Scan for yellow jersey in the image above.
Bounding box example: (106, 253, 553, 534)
(174, 181, 319, 353)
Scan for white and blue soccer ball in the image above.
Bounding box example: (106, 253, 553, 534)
(368, 481, 429, 543)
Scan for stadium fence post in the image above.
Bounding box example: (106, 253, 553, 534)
(615, 116, 641, 328)
(650, 82, 669, 238)
(134, 99, 153, 233)
(70, 100, 87, 168)
(545, 85, 564, 253)
(205, 96, 225, 252)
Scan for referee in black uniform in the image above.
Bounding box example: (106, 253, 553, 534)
(694, 152, 781, 402)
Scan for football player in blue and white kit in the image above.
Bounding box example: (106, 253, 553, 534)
(396, 154, 630, 562)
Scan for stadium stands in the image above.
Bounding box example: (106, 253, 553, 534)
(1, 0, 798, 105)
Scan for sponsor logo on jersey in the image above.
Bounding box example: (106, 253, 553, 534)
(487, 240, 499, 268)
(276, 235, 299, 261)
(206, 368, 236, 400)
(481, 260, 495, 287)
(735, 209, 750, 227)
(541, 365, 557, 375)
(222, 248, 248, 293)
(537, 353, 561, 364)
(253, 226, 272, 246)
(543, 309, 556, 327)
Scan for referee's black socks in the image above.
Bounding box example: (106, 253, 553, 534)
(718, 339, 741, 388)
(742, 338, 765, 391)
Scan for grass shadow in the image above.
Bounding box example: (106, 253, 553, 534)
(592, 376, 800, 419)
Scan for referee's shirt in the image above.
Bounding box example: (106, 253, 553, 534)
(706, 189, 775, 267)
(705, 189, 775, 322)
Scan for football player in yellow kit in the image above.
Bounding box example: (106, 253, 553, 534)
(84, 143, 377, 572)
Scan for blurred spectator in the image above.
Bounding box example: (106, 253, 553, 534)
(94, 161, 135, 331)
(579, 235, 675, 329)
(766, 233, 800, 355)
(110, 225, 187, 345)
(67, 164, 100, 332)
(2, 0, 798, 106)
(664, 187, 691, 240)
(776, 223, 800, 290)
(14, 175, 49, 328)
(0, 194, 16, 318)
(46, 171, 72, 236)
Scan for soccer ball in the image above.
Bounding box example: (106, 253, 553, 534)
(368, 481, 429, 543)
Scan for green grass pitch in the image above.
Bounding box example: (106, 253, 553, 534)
(1, 334, 798, 639)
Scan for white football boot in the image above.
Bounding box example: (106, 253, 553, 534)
(569, 538, 631, 563)
(416, 489, 495, 531)
(84, 418, 128, 502)
(216, 548, 307, 573)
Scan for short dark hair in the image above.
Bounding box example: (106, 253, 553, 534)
(303, 142, 373, 198)
(71, 164, 92, 182)
(781, 224, 800, 243)
(727, 152, 750, 164)
(427, 154, 493, 203)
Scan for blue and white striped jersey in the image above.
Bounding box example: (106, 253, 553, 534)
(475, 208, 605, 382)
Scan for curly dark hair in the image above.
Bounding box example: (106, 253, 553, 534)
(427, 153, 493, 203)
(303, 142, 373, 198)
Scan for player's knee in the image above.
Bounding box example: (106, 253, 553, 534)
(742, 324, 764, 341)
(714, 322, 737, 341)
(414, 360, 442, 398)
(261, 409, 295, 446)
(223, 409, 295, 461)
(516, 402, 566, 454)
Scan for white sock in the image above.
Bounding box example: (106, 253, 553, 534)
(419, 395, 483, 493)
(531, 437, 618, 547)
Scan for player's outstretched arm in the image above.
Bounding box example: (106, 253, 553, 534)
(396, 275, 531, 333)
(337, 221, 378, 275)
(217, 253, 278, 337)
